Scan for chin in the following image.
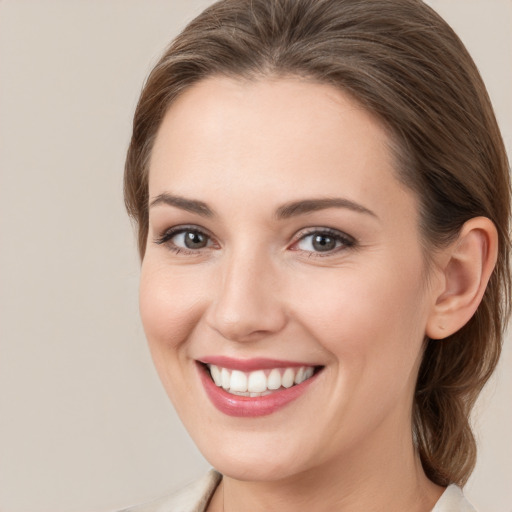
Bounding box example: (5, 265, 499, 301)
(189, 426, 314, 482)
(205, 452, 307, 483)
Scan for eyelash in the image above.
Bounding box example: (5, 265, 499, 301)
(154, 226, 356, 257)
(291, 228, 356, 256)
(154, 225, 215, 256)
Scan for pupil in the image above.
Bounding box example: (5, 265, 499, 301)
(185, 231, 207, 249)
(312, 234, 336, 251)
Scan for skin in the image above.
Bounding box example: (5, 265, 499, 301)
(139, 76, 491, 511)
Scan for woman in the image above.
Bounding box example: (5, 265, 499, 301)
(122, 0, 511, 510)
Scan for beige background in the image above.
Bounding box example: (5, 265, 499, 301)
(0, 1, 510, 511)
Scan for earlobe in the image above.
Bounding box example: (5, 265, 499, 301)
(426, 217, 498, 340)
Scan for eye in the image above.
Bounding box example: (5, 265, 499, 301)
(175, 230, 209, 249)
(291, 228, 355, 255)
(155, 226, 215, 253)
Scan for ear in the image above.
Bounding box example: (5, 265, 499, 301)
(426, 217, 498, 340)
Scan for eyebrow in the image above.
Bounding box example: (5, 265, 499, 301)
(275, 197, 377, 219)
(149, 193, 214, 217)
(149, 193, 377, 220)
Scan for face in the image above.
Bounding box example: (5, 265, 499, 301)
(140, 76, 440, 482)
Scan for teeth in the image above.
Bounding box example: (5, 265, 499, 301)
(210, 365, 222, 386)
(282, 368, 295, 388)
(247, 370, 267, 393)
(294, 367, 304, 384)
(295, 366, 314, 384)
(230, 370, 247, 392)
(207, 364, 317, 395)
(221, 368, 230, 390)
(304, 367, 314, 380)
(267, 368, 281, 390)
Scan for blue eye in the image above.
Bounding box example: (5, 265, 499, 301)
(294, 229, 355, 254)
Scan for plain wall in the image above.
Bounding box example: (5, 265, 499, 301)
(0, 1, 510, 511)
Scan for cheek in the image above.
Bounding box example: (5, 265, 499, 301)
(139, 260, 207, 354)
(138, 260, 213, 415)
(288, 260, 428, 442)
(290, 257, 428, 373)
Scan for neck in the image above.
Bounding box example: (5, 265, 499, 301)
(208, 419, 443, 512)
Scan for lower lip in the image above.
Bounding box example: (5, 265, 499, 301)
(198, 364, 320, 417)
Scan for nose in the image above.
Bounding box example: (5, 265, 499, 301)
(205, 250, 288, 343)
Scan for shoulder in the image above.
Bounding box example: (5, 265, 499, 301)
(432, 485, 477, 512)
(118, 470, 222, 512)
(117, 474, 475, 512)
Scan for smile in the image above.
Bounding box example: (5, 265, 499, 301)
(207, 364, 315, 396)
(197, 358, 323, 417)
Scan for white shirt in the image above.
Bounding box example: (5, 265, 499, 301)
(120, 470, 477, 512)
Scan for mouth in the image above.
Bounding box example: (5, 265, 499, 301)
(206, 364, 316, 396)
(197, 358, 323, 417)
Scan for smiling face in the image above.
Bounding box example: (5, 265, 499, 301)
(140, 76, 441, 482)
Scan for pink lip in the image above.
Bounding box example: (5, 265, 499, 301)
(198, 356, 309, 372)
(197, 362, 321, 417)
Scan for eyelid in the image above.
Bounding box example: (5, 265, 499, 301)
(289, 227, 356, 255)
(154, 224, 217, 252)
(293, 226, 355, 242)
(153, 224, 356, 256)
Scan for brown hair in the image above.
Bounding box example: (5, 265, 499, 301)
(124, 0, 511, 486)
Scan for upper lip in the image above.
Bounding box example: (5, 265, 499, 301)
(198, 356, 321, 372)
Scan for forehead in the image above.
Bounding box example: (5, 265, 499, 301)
(149, 76, 416, 223)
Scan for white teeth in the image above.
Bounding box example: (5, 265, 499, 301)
(267, 368, 282, 390)
(230, 370, 248, 392)
(294, 367, 305, 384)
(210, 365, 222, 386)
(294, 366, 314, 384)
(247, 370, 267, 393)
(207, 364, 317, 395)
(281, 368, 295, 388)
(221, 368, 230, 390)
(304, 367, 314, 380)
